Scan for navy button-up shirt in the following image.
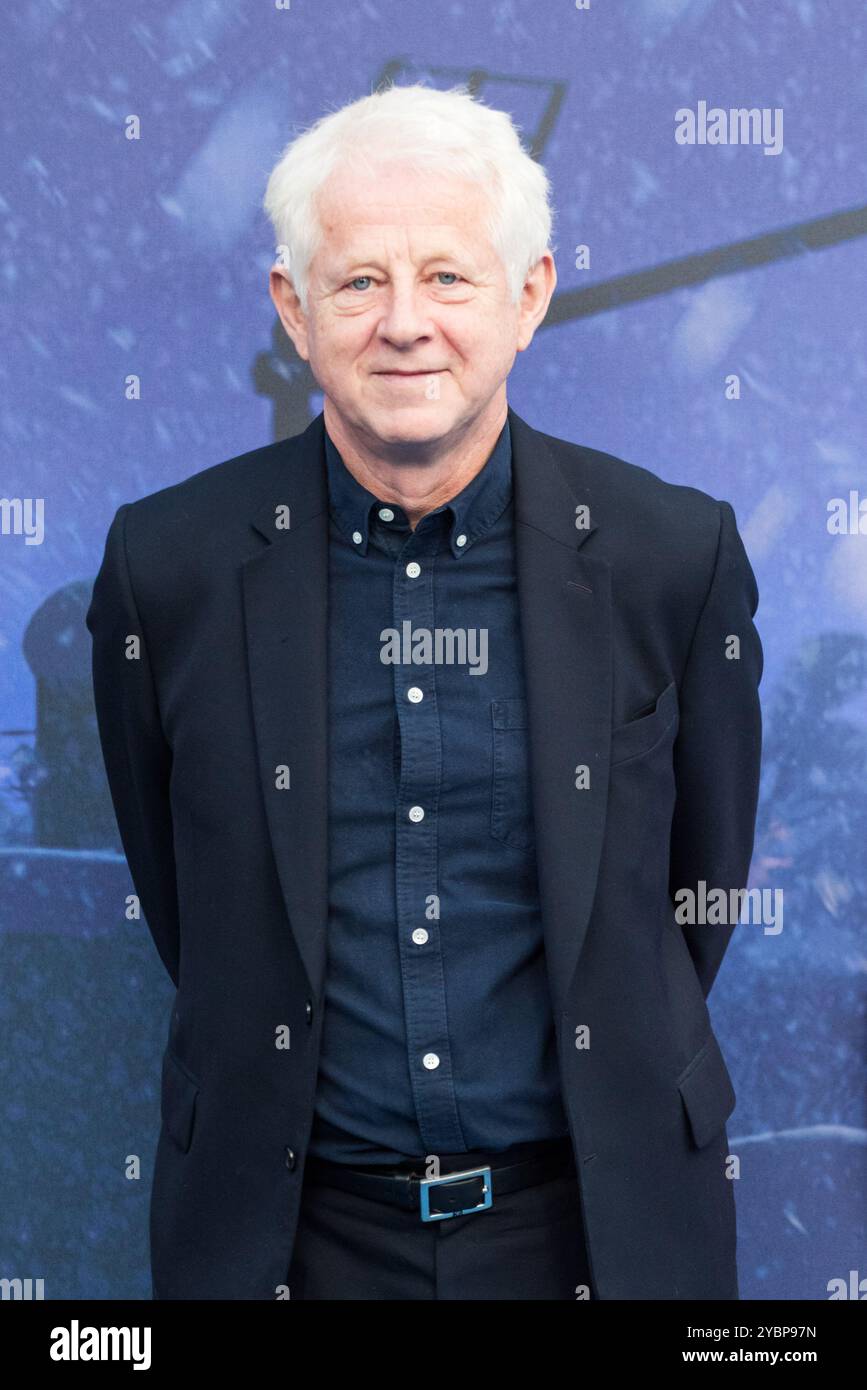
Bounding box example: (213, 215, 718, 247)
(310, 416, 569, 1164)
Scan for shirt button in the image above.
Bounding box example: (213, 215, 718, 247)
(285, 1147, 297, 1170)
(406, 561, 421, 578)
(456, 533, 467, 547)
(407, 686, 423, 703)
(352, 530, 363, 545)
(422, 1053, 440, 1071)
(412, 928, 429, 945)
(305, 1000, 313, 1025)
(378, 507, 395, 521)
(408, 805, 425, 823)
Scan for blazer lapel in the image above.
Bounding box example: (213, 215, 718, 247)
(509, 407, 613, 1016)
(242, 415, 330, 999)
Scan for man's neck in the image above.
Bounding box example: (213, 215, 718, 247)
(323, 402, 508, 529)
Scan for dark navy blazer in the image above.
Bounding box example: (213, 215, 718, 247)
(86, 406, 762, 1298)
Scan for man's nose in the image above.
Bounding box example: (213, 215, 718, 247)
(376, 283, 434, 345)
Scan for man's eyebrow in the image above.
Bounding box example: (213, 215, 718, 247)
(332, 250, 477, 275)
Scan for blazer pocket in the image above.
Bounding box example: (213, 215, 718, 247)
(676, 1029, 736, 1149)
(490, 697, 535, 853)
(610, 680, 678, 767)
(161, 1048, 200, 1154)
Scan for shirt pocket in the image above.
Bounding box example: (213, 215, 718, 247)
(490, 698, 536, 854)
(610, 680, 679, 768)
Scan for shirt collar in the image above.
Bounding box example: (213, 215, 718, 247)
(324, 418, 512, 558)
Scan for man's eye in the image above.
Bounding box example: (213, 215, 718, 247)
(342, 272, 462, 291)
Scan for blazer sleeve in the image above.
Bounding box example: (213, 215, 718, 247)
(85, 503, 180, 989)
(668, 499, 763, 999)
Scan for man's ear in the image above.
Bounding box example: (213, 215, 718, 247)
(269, 268, 310, 361)
(515, 252, 557, 353)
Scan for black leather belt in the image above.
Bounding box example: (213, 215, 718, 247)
(303, 1136, 576, 1222)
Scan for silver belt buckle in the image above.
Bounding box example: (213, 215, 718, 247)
(418, 1164, 493, 1222)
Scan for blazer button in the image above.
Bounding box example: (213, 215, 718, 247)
(285, 1147, 297, 1171)
(305, 1000, 313, 1025)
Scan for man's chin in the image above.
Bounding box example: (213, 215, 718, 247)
(358, 403, 456, 447)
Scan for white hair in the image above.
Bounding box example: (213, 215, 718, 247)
(262, 82, 555, 314)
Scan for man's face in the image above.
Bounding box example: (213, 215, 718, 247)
(269, 162, 554, 453)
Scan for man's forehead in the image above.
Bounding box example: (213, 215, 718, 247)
(318, 227, 490, 279)
(312, 166, 496, 271)
(317, 209, 490, 267)
(318, 165, 485, 223)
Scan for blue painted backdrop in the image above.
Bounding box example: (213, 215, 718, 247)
(1, 0, 865, 1300)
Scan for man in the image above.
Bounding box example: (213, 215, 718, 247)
(86, 83, 762, 1300)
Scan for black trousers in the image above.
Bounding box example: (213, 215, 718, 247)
(287, 1166, 594, 1300)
